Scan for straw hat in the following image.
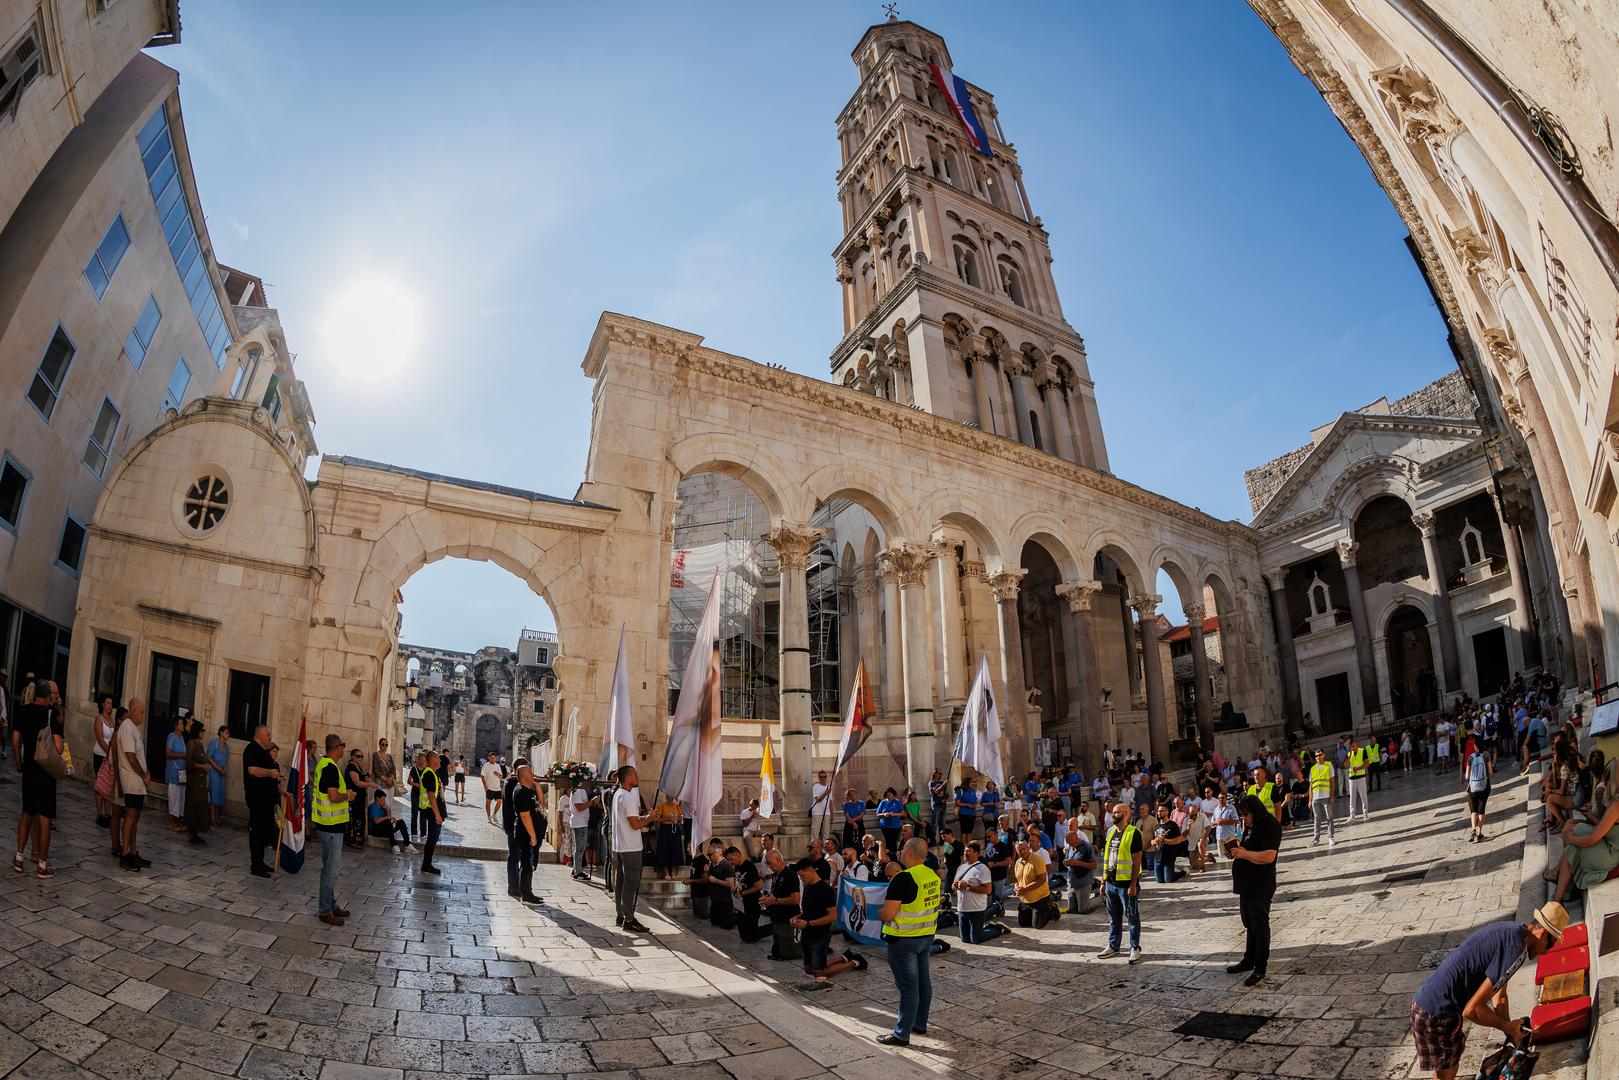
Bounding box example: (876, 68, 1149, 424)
(1532, 901, 1569, 941)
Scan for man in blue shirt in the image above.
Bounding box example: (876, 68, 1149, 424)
(1409, 904, 1565, 1079)
(955, 780, 978, 837)
(876, 788, 904, 854)
(978, 783, 1000, 827)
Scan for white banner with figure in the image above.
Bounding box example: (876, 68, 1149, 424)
(837, 875, 889, 949)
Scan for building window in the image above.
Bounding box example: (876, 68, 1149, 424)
(0, 456, 28, 533)
(138, 106, 232, 368)
(82, 398, 122, 477)
(83, 215, 131, 301)
(26, 326, 75, 421)
(536, 647, 549, 665)
(0, 21, 45, 123)
(162, 357, 191, 415)
(226, 669, 271, 740)
(533, 699, 544, 713)
(261, 374, 282, 422)
(93, 638, 127, 706)
(124, 296, 162, 369)
(55, 515, 87, 576)
(182, 474, 229, 533)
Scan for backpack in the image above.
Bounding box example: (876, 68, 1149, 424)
(1467, 753, 1489, 792)
(33, 717, 67, 780)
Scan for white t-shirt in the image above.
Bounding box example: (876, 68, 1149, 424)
(611, 786, 643, 853)
(116, 719, 145, 793)
(825, 851, 845, 880)
(1028, 847, 1052, 872)
(481, 762, 503, 791)
(956, 860, 991, 912)
(740, 808, 760, 836)
(570, 788, 591, 828)
(810, 782, 830, 813)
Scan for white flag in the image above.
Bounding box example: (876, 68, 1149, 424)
(598, 626, 633, 779)
(657, 573, 724, 854)
(955, 654, 1005, 789)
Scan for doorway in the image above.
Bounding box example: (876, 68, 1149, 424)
(1386, 606, 1437, 718)
(148, 652, 198, 776)
(1314, 672, 1352, 734)
(1471, 627, 1510, 699)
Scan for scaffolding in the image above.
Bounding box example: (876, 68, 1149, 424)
(806, 539, 846, 722)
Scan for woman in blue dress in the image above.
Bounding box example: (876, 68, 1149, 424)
(206, 725, 230, 827)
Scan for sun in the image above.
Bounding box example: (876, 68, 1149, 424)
(320, 277, 421, 381)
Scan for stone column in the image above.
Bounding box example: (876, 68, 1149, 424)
(985, 568, 1031, 782)
(1337, 542, 1380, 719)
(927, 538, 968, 713)
(1492, 492, 1540, 669)
(1133, 595, 1170, 766)
(1037, 374, 1076, 462)
(854, 566, 882, 693)
(1264, 570, 1303, 730)
(878, 558, 904, 722)
(764, 522, 825, 834)
(1065, 384, 1095, 468)
(1055, 580, 1103, 775)
(1119, 588, 1143, 705)
(1184, 602, 1216, 750)
(968, 354, 998, 436)
(1411, 511, 1462, 697)
(1006, 361, 1036, 446)
(883, 545, 936, 792)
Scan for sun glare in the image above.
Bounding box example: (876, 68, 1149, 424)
(320, 277, 421, 380)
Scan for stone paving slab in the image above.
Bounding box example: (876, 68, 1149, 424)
(0, 766, 1548, 1080)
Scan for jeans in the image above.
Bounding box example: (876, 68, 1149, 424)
(1239, 888, 1273, 974)
(884, 934, 933, 1039)
(572, 827, 590, 874)
(959, 909, 986, 943)
(1104, 881, 1139, 950)
(1370, 761, 1383, 791)
(317, 829, 342, 915)
(1311, 797, 1334, 843)
(613, 851, 642, 923)
(420, 815, 441, 870)
(1154, 859, 1184, 883)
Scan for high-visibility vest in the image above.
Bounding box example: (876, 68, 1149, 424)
(1309, 762, 1333, 798)
(1246, 781, 1276, 814)
(419, 768, 441, 810)
(1103, 824, 1140, 883)
(1366, 742, 1380, 764)
(884, 864, 940, 938)
(311, 759, 349, 827)
(1347, 747, 1367, 779)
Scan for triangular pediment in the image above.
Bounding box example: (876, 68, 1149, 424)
(1251, 412, 1483, 529)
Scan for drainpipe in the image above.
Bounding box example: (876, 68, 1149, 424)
(1384, 0, 1619, 290)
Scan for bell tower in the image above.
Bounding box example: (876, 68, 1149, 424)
(830, 18, 1108, 469)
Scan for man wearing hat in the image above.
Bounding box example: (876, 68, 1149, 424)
(1408, 902, 1567, 1079)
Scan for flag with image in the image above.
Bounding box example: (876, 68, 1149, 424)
(955, 654, 1005, 789)
(657, 572, 724, 855)
(833, 657, 875, 774)
(279, 711, 309, 874)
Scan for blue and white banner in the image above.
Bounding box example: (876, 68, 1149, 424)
(836, 875, 888, 949)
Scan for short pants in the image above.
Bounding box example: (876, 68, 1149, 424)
(1410, 1001, 1465, 1072)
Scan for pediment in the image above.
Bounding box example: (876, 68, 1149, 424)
(1252, 413, 1482, 530)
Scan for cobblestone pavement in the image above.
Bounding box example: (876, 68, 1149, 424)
(0, 766, 1527, 1079)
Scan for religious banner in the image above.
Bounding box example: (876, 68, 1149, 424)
(836, 874, 888, 949)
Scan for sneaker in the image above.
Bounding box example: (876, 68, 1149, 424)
(421, 865, 441, 875)
(34, 862, 53, 880)
(119, 856, 142, 872)
(1096, 947, 1119, 959)
(622, 920, 650, 933)
(251, 866, 273, 879)
(405, 845, 418, 853)
(1128, 948, 1142, 964)
(1310, 838, 1319, 847)
(393, 844, 403, 854)
(520, 894, 544, 904)
(10, 854, 21, 874)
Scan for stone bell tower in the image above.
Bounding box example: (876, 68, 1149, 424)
(830, 18, 1108, 470)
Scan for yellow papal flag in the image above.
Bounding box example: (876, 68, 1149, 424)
(759, 735, 777, 818)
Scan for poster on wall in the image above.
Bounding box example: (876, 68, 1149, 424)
(837, 875, 888, 948)
(1589, 698, 1619, 738)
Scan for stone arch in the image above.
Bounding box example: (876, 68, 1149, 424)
(1083, 530, 1147, 594)
(473, 714, 502, 760)
(802, 462, 908, 540)
(1147, 547, 1199, 607)
(1006, 511, 1082, 579)
(1327, 457, 1421, 521)
(921, 493, 1006, 567)
(666, 432, 803, 523)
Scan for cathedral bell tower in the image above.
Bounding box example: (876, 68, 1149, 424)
(831, 19, 1108, 469)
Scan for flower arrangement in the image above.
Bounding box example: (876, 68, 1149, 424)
(545, 760, 597, 787)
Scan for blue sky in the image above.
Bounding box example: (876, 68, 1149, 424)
(161, 1, 1451, 649)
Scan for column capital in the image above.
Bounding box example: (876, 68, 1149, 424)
(878, 544, 931, 587)
(851, 566, 880, 598)
(960, 559, 987, 578)
(925, 537, 959, 563)
(1410, 510, 1437, 538)
(1184, 602, 1207, 626)
(763, 522, 826, 571)
(984, 568, 1027, 602)
(1055, 579, 1102, 613)
(1130, 594, 1162, 620)
(1261, 569, 1288, 593)
(1335, 540, 1360, 567)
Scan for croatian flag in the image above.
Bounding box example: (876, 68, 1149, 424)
(280, 713, 308, 874)
(930, 63, 993, 157)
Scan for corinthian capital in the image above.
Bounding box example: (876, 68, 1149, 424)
(1129, 594, 1162, 619)
(1372, 62, 1461, 147)
(1184, 602, 1207, 626)
(763, 522, 825, 571)
(984, 568, 1027, 602)
(1410, 510, 1437, 538)
(878, 544, 931, 587)
(1448, 226, 1503, 293)
(1479, 326, 1521, 380)
(925, 537, 959, 564)
(1261, 569, 1288, 593)
(1055, 579, 1101, 613)
(1335, 540, 1360, 567)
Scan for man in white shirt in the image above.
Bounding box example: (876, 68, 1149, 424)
(481, 752, 505, 825)
(810, 771, 832, 840)
(569, 784, 593, 880)
(740, 799, 762, 858)
(952, 840, 1004, 943)
(610, 765, 650, 932)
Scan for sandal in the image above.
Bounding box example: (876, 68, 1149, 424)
(846, 951, 868, 971)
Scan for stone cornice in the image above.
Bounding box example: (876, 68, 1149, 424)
(93, 524, 321, 582)
(589, 313, 1251, 542)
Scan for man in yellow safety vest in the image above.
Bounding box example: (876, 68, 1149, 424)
(1346, 736, 1372, 823)
(1097, 802, 1143, 964)
(418, 750, 446, 875)
(1246, 767, 1281, 822)
(1308, 749, 1335, 847)
(312, 733, 355, 926)
(876, 837, 940, 1046)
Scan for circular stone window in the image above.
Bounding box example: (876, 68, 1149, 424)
(182, 474, 231, 533)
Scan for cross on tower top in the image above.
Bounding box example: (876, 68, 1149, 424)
(882, 3, 899, 22)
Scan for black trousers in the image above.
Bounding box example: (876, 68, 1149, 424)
(421, 815, 441, 869)
(1238, 889, 1273, 974)
(248, 801, 278, 871)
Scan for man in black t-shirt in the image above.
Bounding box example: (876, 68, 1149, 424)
(759, 849, 801, 961)
(501, 763, 524, 897)
(242, 724, 282, 877)
(706, 850, 736, 930)
(727, 847, 771, 943)
(1226, 794, 1283, 985)
(982, 830, 1014, 903)
(11, 681, 63, 878)
(508, 761, 542, 903)
(791, 859, 859, 982)
(1152, 804, 1186, 883)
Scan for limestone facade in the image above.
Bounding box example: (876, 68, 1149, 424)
(1249, 0, 1619, 688)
